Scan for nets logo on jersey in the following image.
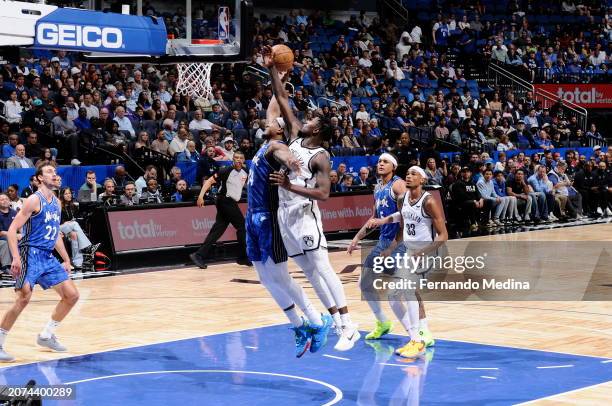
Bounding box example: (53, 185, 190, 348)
(303, 235, 314, 248)
(36, 23, 124, 49)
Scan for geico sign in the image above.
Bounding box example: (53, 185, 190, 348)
(36, 23, 123, 49)
(556, 87, 599, 104)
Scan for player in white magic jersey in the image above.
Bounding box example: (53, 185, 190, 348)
(375, 166, 448, 358)
(265, 49, 360, 351)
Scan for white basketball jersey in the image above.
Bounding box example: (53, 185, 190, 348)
(401, 191, 434, 242)
(278, 137, 326, 203)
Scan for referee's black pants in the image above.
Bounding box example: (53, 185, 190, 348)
(196, 196, 247, 261)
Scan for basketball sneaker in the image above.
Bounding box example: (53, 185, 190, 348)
(395, 340, 426, 358)
(309, 314, 332, 353)
(419, 328, 435, 347)
(0, 346, 14, 362)
(291, 319, 311, 358)
(37, 334, 67, 352)
(365, 320, 393, 340)
(334, 324, 361, 351)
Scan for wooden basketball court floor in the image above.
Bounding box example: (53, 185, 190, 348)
(0, 223, 610, 404)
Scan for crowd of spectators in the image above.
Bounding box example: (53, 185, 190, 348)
(0, 3, 610, 256)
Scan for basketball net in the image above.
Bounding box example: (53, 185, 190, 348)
(175, 62, 214, 99)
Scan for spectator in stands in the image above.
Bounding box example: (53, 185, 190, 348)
(168, 128, 189, 157)
(225, 110, 245, 131)
(340, 174, 354, 192)
(4, 90, 22, 127)
(528, 165, 558, 222)
(113, 106, 135, 140)
(189, 109, 218, 132)
(151, 129, 170, 155)
(354, 167, 375, 188)
(451, 166, 492, 230)
(113, 165, 130, 189)
(140, 178, 162, 204)
(51, 107, 81, 165)
(135, 165, 158, 199)
(81, 93, 99, 119)
(35, 148, 55, 169)
(590, 161, 611, 216)
(59, 187, 97, 269)
(177, 140, 200, 163)
(73, 107, 92, 131)
(120, 182, 138, 206)
(0, 193, 18, 273)
(6, 144, 34, 169)
(2, 134, 19, 158)
(6, 184, 22, 212)
(329, 170, 341, 193)
(238, 138, 255, 160)
(220, 137, 236, 160)
(98, 178, 117, 203)
(78, 170, 102, 203)
(24, 132, 44, 159)
(425, 158, 447, 186)
(172, 180, 194, 202)
(20, 175, 38, 198)
(477, 168, 510, 226)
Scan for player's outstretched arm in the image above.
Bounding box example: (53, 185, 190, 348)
(268, 65, 301, 139)
(347, 203, 377, 254)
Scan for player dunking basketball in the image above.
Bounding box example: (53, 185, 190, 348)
(0, 164, 80, 361)
(265, 49, 359, 351)
(246, 86, 330, 358)
(372, 166, 447, 358)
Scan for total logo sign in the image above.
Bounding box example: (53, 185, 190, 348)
(116, 220, 177, 240)
(36, 23, 124, 49)
(535, 84, 612, 108)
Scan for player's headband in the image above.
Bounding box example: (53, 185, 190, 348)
(276, 117, 286, 129)
(408, 165, 427, 178)
(378, 153, 398, 168)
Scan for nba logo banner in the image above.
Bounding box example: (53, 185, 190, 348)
(218, 7, 230, 40)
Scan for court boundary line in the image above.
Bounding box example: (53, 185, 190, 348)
(0, 322, 285, 371)
(514, 380, 612, 405)
(2, 323, 609, 371)
(65, 369, 343, 405)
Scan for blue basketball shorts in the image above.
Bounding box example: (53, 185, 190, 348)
(15, 246, 69, 290)
(246, 211, 287, 264)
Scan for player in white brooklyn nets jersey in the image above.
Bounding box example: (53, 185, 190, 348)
(376, 166, 448, 358)
(266, 54, 360, 351)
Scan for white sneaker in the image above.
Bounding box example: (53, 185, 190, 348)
(549, 214, 558, 221)
(70, 159, 81, 166)
(334, 324, 361, 351)
(596, 207, 603, 215)
(606, 208, 612, 216)
(0, 346, 15, 362)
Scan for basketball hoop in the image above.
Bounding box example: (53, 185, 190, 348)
(175, 62, 214, 99)
(172, 39, 224, 99)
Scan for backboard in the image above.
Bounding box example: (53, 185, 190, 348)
(83, 0, 253, 64)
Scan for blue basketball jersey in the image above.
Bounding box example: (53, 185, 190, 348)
(20, 191, 61, 251)
(374, 175, 400, 241)
(247, 140, 283, 213)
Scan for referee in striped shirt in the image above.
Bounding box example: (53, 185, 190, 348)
(190, 151, 251, 269)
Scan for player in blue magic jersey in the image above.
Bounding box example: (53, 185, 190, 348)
(247, 82, 327, 358)
(0, 164, 79, 362)
(348, 153, 406, 341)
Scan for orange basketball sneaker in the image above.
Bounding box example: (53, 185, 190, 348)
(396, 340, 426, 358)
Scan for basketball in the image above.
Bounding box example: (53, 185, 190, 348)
(272, 44, 294, 72)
